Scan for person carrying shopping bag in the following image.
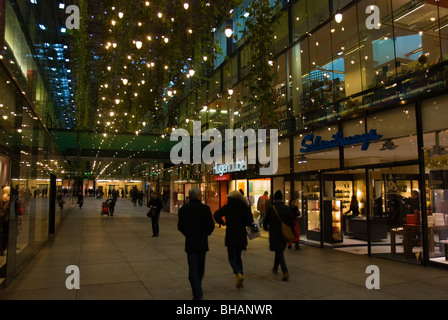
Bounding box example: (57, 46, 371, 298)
(263, 190, 295, 281)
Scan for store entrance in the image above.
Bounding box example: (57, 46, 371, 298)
(368, 165, 423, 261)
(322, 169, 369, 249)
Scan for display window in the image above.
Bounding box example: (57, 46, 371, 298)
(367, 166, 423, 260)
(248, 178, 271, 214)
(422, 94, 448, 265)
(0, 155, 11, 280)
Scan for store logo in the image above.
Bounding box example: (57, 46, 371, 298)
(65, 5, 80, 30)
(214, 158, 247, 176)
(170, 121, 278, 176)
(300, 129, 383, 153)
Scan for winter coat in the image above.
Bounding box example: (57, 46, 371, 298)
(178, 199, 215, 254)
(148, 197, 163, 214)
(214, 190, 254, 249)
(263, 200, 295, 251)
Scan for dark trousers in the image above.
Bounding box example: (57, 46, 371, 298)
(227, 246, 244, 275)
(274, 250, 288, 273)
(151, 211, 160, 236)
(187, 252, 206, 299)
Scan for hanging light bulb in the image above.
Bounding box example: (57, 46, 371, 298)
(184, 2, 189, 9)
(135, 40, 143, 49)
(335, 9, 343, 23)
(225, 25, 233, 38)
(189, 69, 195, 76)
(225, 19, 233, 38)
(118, 11, 124, 18)
(122, 78, 128, 85)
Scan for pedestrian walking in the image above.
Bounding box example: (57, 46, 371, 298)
(77, 193, 84, 209)
(257, 191, 269, 227)
(263, 190, 295, 281)
(147, 192, 163, 237)
(138, 190, 144, 206)
(178, 188, 215, 300)
(106, 198, 116, 216)
(214, 190, 253, 288)
(287, 199, 300, 250)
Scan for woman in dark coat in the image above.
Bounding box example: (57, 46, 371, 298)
(214, 190, 254, 288)
(263, 190, 295, 281)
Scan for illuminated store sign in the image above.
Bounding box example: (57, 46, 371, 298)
(213, 158, 247, 176)
(300, 129, 383, 153)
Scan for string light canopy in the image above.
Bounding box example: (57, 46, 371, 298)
(73, 0, 243, 140)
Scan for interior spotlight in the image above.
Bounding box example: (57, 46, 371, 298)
(335, 10, 343, 23)
(297, 155, 308, 164)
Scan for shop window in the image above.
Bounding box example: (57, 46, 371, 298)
(293, 126, 340, 172)
(223, 56, 238, 90)
(392, 0, 442, 72)
(291, 0, 308, 41)
(291, 0, 330, 41)
(330, 4, 359, 101)
(272, 11, 290, 56)
(302, 24, 334, 121)
(276, 138, 290, 175)
(367, 166, 422, 258)
(442, 3, 448, 61)
(422, 95, 448, 264)
(292, 39, 310, 130)
(342, 105, 418, 166)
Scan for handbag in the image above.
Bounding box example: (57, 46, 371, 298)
(272, 205, 295, 243)
(147, 208, 155, 218)
(246, 218, 261, 240)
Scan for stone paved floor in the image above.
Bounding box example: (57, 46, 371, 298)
(1, 197, 448, 300)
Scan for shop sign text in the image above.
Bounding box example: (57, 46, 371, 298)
(214, 158, 247, 176)
(300, 129, 383, 153)
(170, 121, 278, 176)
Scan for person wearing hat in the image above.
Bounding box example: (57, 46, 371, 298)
(214, 190, 254, 288)
(263, 190, 295, 281)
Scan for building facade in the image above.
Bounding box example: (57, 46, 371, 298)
(0, 0, 72, 286)
(164, 0, 448, 268)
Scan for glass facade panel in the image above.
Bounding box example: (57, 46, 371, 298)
(422, 94, 448, 265)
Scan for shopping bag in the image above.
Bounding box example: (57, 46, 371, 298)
(246, 219, 261, 240)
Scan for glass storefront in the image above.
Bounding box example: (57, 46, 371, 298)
(422, 94, 448, 266)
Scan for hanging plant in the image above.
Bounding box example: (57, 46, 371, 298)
(72, 0, 91, 131)
(244, 0, 279, 129)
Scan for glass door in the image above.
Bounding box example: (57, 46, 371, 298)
(302, 174, 321, 243)
(368, 166, 422, 260)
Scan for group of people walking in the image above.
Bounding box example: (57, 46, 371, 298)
(177, 187, 299, 300)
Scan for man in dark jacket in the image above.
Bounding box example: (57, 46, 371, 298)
(178, 188, 215, 300)
(214, 190, 253, 288)
(263, 190, 295, 281)
(148, 192, 163, 237)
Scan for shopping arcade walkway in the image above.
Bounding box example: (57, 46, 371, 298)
(1, 197, 448, 300)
